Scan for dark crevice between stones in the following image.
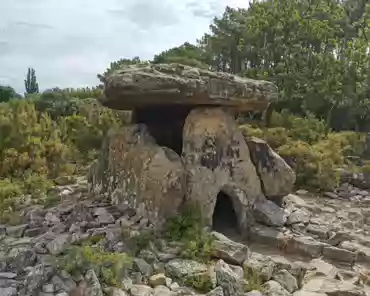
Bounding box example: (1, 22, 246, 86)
(132, 105, 194, 156)
(212, 190, 240, 238)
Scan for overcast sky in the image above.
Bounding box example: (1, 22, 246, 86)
(0, 0, 249, 93)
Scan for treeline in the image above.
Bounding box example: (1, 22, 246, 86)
(107, 0, 370, 132)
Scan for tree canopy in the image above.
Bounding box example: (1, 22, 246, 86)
(141, 0, 370, 132)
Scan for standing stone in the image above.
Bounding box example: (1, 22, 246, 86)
(182, 108, 265, 234)
(88, 125, 186, 227)
(246, 137, 296, 201)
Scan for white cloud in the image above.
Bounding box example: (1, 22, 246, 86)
(0, 0, 250, 93)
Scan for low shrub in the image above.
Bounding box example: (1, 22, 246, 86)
(164, 202, 214, 262)
(244, 266, 263, 292)
(240, 113, 366, 191)
(58, 246, 132, 287)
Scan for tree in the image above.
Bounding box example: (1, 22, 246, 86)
(0, 85, 21, 102)
(152, 42, 210, 69)
(24, 68, 39, 95)
(194, 0, 370, 131)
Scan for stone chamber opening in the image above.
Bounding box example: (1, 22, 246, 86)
(132, 105, 194, 156)
(212, 190, 240, 237)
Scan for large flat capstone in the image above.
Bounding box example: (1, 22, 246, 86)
(99, 63, 278, 111)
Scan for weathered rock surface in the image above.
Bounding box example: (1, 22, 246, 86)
(1, 177, 370, 296)
(253, 198, 288, 227)
(88, 125, 186, 227)
(215, 260, 245, 296)
(210, 232, 249, 266)
(99, 63, 278, 111)
(246, 137, 296, 200)
(182, 107, 265, 234)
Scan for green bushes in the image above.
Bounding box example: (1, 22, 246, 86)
(164, 202, 213, 262)
(241, 111, 366, 191)
(0, 96, 129, 222)
(58, 246, 132, 287)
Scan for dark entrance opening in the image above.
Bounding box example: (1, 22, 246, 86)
(212, 191, 239, 236)
(132, 105, 193, 156)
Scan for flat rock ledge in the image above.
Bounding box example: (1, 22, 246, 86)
(99, 63, 278, 110)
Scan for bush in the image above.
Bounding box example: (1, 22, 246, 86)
(0, 179, 22, 222)
(240, 112, 366, 191)
(0, 97, 129, 220)
(58, 246, 132, 287)
(244, 266, 263, 292)
(277, 140, 339, 190)
(164, 202, 213, 262)
(270, 110, 328, 142)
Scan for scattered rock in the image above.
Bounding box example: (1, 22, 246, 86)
(165, 259, 208, 279)
(133, 258, 153, 277)
(46, 234, 70, 255)
(0, 287, 17, 296)
(262, 280, 291, 296)
(287, 209, 310, 225)
(245, 291, 264, 296)
(244, 252, 275, 281)
(302, 277, 366, 296)
(85, 270, 103, 296)
(253, 199, 288, 227)
(130, 285, 153, 296)
(149, 273, 166, 287)
(211, 232, 249, 265)
(215, 260, 245, 296)
(153, 285, 174, 296)
(108, 288, 128, 296)
(273, 269, 298, 293)
(5, 225, 27, 238)
(288, 236, 324, 258)
(322, 245, 357, 264)
(206, 286, 225, 296)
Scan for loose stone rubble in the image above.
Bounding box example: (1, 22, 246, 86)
(0, 178, 370, 296)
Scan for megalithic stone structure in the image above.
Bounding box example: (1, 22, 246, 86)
(88, 63, 295, 238)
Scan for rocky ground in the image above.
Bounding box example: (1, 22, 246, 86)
(1, 177, 370, 296)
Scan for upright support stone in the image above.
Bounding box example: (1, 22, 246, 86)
(88, 125, 186, 226)
(182, 107, 264, 236)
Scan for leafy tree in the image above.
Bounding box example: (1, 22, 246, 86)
(152, 42, 210, 69)
(24, 68, 39, 95)
(0, 85, 21, 102)
(194, 0, 370, 131)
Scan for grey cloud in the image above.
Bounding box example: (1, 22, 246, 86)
(0, 0, 244, 93)
(108, 0, 179, 29)
(14, 21, 53, 30)
(186, 1, 225, 18)
(0, 41, 11, 55)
